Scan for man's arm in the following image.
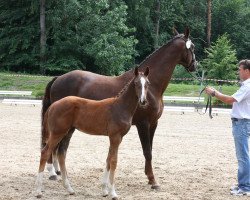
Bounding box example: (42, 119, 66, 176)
(205, 87, 237, 105)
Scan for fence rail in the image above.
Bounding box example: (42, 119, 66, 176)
(2, 99, 42, 106)
(0, 90, 32, 96)
(163, 96, 205, 103)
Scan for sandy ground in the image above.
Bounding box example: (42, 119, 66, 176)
(0, 104, 244, 200)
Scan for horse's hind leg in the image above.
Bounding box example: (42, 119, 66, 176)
(47, 148, 58, 180)
(57, 129, 75, 195)
(47, 128, 74, 180)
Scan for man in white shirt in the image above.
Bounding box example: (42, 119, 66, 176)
(205, 59, 250, 196)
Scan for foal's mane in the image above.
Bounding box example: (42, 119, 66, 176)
(138, 34, 185, 67)
(115, 76, 135, 98)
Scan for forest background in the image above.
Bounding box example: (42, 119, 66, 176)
(0, 0, 249, 81)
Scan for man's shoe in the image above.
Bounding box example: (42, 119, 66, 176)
(230, 185, 239, 191)
(230, 189, 250, 196)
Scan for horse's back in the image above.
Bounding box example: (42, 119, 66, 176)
(50, 70, 128, 102)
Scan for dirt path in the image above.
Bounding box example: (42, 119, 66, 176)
(0, 104, 240, 200)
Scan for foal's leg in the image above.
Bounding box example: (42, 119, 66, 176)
(136, 122, 159, 189)
(106, 135, 122, 200)
(35, 143, 58, 198)
(47, 129, 74, 180)
(57, 130, 75, 195)
(102, 148, 111, 197)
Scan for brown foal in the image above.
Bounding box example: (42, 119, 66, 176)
(35, 67, 150, 200)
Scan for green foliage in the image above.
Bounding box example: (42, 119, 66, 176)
(0, 1, 40, 72)
(212, 0, 250, 60)
(0, 0, 250, 77)
(201, 34, 238, 80)
(45, 0, 138, 75)
(0, 0, 137, 75)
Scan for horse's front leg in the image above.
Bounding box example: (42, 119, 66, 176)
(136, 121, 160, 189)
(102, 153, 110, 197)
(102, 135, 122, 200)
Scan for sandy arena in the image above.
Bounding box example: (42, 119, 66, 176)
(0, 104, 243, 200)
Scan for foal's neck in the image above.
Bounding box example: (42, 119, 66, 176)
(115, 78, 139, 115)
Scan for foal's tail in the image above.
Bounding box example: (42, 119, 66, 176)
(41, 77, 58, 149)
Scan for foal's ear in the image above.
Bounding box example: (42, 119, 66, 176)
(134, 67, 139, 76)
(173, 27, 179, 36)
(184, 27, 190, 39)
(144, 66, 150, 77)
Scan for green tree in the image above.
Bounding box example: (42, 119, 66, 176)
(0, 1, 40, 73)
(212, 0, 250, 59)
(201, 34, 238, 80)
(0, 0, 137, 75)
(44, 0, 138, 75)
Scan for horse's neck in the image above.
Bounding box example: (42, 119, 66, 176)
(139, 45, 181, 96)
(118, 43, 182, 97)
(115, 79, 138, 116)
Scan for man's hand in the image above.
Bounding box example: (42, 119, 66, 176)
(205, 86, 217, 97)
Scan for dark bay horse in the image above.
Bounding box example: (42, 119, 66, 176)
(36, 67, 150, 199)
(42, 27, 197, 189)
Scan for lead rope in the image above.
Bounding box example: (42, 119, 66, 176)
(186, 70, 213, 119)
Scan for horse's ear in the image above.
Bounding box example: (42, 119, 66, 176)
(144, 66, 150, 77)
(134, 67, 139, 76)
(173, 27, 179, 36)
(184, 27, 190, 39)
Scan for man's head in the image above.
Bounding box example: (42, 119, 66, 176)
(238, 59, 250, 81)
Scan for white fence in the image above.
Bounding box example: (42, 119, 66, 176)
(2, 99, 42, 106)
(0, 90, 32, 96)
(163, 96, 204, 103)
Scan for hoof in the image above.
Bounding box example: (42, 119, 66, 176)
(69, 191, 75, 195)
(56, 171, 61, 175)
(49, 175, 57, 180)
(102, 193, 108, 197)
(35, 193, 42, 198)
(112, 198, 118, 200)
(151, 184, 160, 190)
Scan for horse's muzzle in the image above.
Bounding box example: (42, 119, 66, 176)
(188, 60, 197, 72)
(139, 99, 148, 108)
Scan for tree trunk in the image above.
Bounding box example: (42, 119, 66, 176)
(40, 0, 46, 74)
(154, 0, 160, 50)
(207, 0, 212, 47)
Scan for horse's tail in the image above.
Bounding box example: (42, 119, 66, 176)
(41, 77, 58, 150)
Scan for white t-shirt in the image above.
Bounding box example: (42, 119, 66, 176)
(231, 78, 250, 119)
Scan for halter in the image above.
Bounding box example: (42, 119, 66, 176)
(180, 37, 195, 72)
(175, 36, 196, 72)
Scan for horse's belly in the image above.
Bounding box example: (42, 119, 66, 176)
(76, 127, 108, 136)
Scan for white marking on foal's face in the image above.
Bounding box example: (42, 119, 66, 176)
(140, 77, 146, 103)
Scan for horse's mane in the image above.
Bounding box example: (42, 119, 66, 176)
(138, 34, 185, 67)
(115, 34, 185, 99)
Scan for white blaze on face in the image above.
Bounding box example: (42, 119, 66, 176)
(140, 77, 146, 103)
(186, 39, 192, 49)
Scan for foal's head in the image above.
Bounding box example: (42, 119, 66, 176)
(134, 67, 150, 106)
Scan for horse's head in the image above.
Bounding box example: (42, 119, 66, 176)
(173, 27, 197, 72)
(134, 67, 150, 106)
